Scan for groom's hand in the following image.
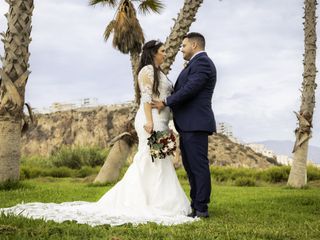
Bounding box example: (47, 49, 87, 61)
(151, 100, 165, 114)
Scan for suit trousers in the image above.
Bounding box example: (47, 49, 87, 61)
(179, 131, 211, 212)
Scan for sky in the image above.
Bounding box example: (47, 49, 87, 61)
(0, 0, 320, 147)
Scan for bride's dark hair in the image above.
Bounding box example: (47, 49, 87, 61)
(136, 40, 163, 104)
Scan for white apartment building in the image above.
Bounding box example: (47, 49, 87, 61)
(79, 98, 98, 107)
(276, 155, 293, 165)
(217, 122, 233, 138)
(50, 102, 77, 112)
(245, 144, 317, 166)
(246, 143, 275, 158)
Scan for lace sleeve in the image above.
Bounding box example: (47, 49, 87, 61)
(138, 65, 154, 104)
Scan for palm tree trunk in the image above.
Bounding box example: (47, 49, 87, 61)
(288, 0, 317, 188)
(0, 120, 21, 182)
(0, 0, 34, 182)
(94, 139, 131, 184)
(130, 51, 140, 104)
(161, 0, 204, 74)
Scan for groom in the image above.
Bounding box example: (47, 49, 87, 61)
(152, 32, 216, 218)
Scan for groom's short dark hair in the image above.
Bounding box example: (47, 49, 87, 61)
(184, 32, 205, 49)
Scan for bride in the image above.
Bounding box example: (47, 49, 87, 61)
(0, 40, 196, 227)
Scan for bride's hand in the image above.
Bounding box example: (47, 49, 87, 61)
(143, 121, 153, 134)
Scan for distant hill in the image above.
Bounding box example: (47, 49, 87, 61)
(255, 140, 320, 164)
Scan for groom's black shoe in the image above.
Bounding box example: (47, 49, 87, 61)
(187, 208, 196, 218)
(195, 210, 209, 218)
(187, 209, 209, 218)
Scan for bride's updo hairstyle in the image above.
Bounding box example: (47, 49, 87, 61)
(136, 40, 164, 104)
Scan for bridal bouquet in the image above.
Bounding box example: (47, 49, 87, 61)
(147, 129, 177, 162)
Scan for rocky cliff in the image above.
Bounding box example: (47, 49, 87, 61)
(22, 104, 133, 156)
(22, 104, 277, 168)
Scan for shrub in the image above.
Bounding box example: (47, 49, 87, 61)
(20, 166, 43, 179)
(79, 147, 108, 167)
(20, 165, 101, 180)
(211, 167, 234, 182)
(234, 177, 256, 187)
(51, 147, 83, 169)
(0, 180, 25, 191)
(46, 167, 73, 178)
(51, 146, 108, 169)
(307, 165, 320, 181)
(230, 168, 256, 180)
(75, 166, 99, 178)
(20, 155, 53, 168)
(262, 166, 290, 183)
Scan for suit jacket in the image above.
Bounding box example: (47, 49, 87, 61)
(166, 52, 216, 134)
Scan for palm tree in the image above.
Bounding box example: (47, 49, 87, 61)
(288, 0, 317, 188)
(90, 0, 164, 183)
(0, 0, 34, 182)
(89, 0, 164, 103)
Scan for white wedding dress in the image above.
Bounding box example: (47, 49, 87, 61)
(0, 65, 196, 227)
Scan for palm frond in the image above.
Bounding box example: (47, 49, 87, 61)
(112, 0, 144, 53)
(104, 20, 116, 41)
(137, 0, 164, 15)
(89, 0, 118, 7)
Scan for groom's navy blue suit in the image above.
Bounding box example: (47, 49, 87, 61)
(166, 52, 216, 212)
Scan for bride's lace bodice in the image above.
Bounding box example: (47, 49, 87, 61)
(135, 65, 173, 133)
(138, 65, 173, 104)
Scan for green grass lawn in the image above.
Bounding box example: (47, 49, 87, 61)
(0, 176, 319, 240)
